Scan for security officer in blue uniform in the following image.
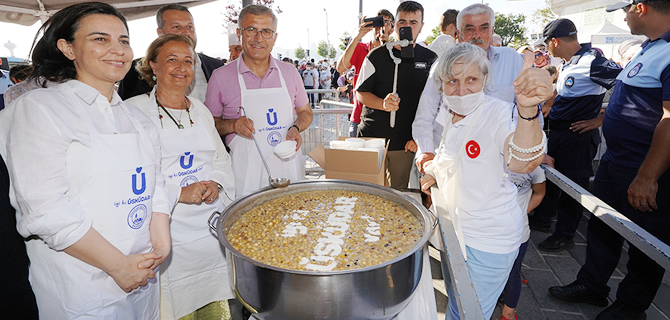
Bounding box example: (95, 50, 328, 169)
(530, 18, 622, 252)
(548, 0, 670, 318)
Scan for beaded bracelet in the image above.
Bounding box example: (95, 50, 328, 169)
(509, 132, 547, 154)
(518, 105, 542, 121)
(508, 146, 546, 162)
(506, 132, 547, 165)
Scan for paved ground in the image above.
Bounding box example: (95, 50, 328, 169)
(428, 211, 670, 320)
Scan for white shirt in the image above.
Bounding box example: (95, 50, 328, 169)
(187, 54, 209, 102)
(320, 70, 331, 89)
(434, 95, 522, 254)
(509, 166, 545, 242)
(125, 93, 235, 204)
(427, 34, 456, 58)
(0, 80, 173, 250)
(413, 45, 524, 155)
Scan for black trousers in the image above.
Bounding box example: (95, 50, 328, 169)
(533, 127, 598, 238)
(577, 159, 670, 311)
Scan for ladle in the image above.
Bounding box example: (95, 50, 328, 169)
(238, 106, 290, 188)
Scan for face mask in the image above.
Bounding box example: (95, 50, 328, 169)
(442, 90, 486, 116)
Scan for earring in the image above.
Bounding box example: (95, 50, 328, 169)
(152, 75, 157, 81)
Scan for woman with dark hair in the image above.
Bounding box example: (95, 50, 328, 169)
(0, 2, 172, 319)
(125, 34, 236, 320)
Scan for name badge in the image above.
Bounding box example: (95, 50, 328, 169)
(415, 62, 427, 70)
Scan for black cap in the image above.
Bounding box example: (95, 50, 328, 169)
(533, 18, 578, 47)
(605, 0, 664, 12)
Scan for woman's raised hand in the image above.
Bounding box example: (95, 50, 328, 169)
(513, 51, 554, 109)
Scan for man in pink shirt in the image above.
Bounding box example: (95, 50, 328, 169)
(337, 9, 394, 137)
(205, 4, 313, 197)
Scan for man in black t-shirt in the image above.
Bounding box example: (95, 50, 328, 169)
(355, 0, 437, 189)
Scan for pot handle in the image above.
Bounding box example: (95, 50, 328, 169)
(208, 211, 221, 232)
(400, 193, 438, 230)
(428, 207, 438, 230)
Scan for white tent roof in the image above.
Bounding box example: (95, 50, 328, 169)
(0, 0, 214, 26)
(590, 20, 646, 45)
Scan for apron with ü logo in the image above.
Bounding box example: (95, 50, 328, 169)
(27, 87, 159, 319)
(229, 59, 304, 197)
(145, 88, 233, 319)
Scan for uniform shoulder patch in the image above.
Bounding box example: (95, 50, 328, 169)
(603, 60, 620, 69)
(565, 76, 575, 88)
(627, 63, 643, 78)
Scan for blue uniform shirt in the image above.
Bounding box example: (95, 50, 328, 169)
(603, 30, 670, 168)
(549, 43, 622, 121)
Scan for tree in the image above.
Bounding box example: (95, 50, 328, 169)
(329, 46, 337, 59)
(494, 13, 528, 48)
(295, 46, 306, 60)
(532, 0, 557, 29)
(223, 0, 281, 26)
(339, 32, 351, 51)
(425, 26, 441, 45)
(317, 40, 330, 58)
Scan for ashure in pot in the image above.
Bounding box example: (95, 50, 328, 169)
(209, 180, 435, 320)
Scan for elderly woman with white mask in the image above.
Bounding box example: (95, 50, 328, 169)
(420, 43, 552, 320)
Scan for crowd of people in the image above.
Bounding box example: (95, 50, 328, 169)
(0, 0, 668, 319)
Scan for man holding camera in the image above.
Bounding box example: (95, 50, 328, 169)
(337, 9, 395, 137)
(355, 1, 437, 189)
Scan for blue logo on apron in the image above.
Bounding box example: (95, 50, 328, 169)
(132, 167, 146, 195)
(266, 108, 278, 125)
(267, 131, 282, 146)
(180, 175, 199, 187)
(180, 152, 194, 169)
(128, 204, 147, 229)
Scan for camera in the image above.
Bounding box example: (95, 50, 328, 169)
(364, 16, 384, 28)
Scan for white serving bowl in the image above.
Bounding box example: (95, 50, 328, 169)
(330, 140, 350, 149)
(345, 138, 366, 149)
(274, 141, 297, 159)
(364, 139, 385, 149)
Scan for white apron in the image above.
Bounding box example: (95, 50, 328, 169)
(145, 89, 234, 319)
(28, 92, 159, 319)
(429, 104, 484, 258)
(229, 59, 304, 198)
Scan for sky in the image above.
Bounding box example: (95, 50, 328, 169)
(0, 0, 547, 61)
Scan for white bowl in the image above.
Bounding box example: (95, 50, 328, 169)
(274, 141, 297, 159)
(364, 139, 385, 149)
(345, 138, 366, 149)
(330, 140, 350, 149)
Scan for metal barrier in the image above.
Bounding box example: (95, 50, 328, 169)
(300, 99, 353, 174)
(305, 89, 339, 107)
(430, 163, 670, 319)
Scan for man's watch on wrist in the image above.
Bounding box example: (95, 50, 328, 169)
(290, 124, 300, 132)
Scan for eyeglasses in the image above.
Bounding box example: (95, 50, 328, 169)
(535, 52, 543, 58)
(241, 26, 276, 39)
(383, 19, 393, 26)
(622, 4, 633, 12)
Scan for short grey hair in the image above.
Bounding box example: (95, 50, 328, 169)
(456, 4, 495, 32)
(491, 34, 502, 45)
(156, 4, 191, 29)
(434, 43, 490, 92)
(238, 4, 277, 29)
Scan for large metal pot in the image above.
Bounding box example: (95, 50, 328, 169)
(209, 180, 435, 320)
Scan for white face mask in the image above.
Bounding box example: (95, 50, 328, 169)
(442, 90, 486, 116)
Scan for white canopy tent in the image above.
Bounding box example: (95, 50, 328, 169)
(586, 20, 646, 61)
(0, 0, 214, 26)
